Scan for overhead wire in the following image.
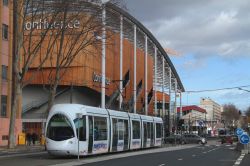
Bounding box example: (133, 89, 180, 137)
(185, 85, 250, 93)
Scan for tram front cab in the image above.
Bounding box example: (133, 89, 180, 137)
(46, 113, 79, 156)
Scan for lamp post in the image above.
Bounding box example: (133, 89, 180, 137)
(101, 0, 110, 108)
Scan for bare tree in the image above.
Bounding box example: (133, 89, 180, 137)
(37, 1, 104, 115)
(222, 103, 240, 128)
(8, 0, 103, 148)
(9, 0, 65, 149)
(39, 0, 125, 115)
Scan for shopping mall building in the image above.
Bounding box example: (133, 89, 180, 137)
(0, 0, 184, 146)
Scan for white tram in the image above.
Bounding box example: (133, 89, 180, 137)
(45, 104, 163, 156)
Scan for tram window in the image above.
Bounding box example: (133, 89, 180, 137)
(46, 114, 74, 141)
(74, 116, 86, 141)
(132, 120, 140, 139)
(150, 123, 154, 139)
(94, 117, 107, 141)
(156, 123, 162, 138)
(144, 122, 148, 139)
(147, 122, 151, 139)
(118, 119, 124, 140)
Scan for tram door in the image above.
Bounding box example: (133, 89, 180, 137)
(88, 116, 93, 154)
(124, 120, 129, 150)
(150, 122, 154, 146)
(112, 119, 118, 152)
(143, 122, 147, 148)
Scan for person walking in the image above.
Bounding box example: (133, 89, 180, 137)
(26, 133, 31, 146)
(32, 132, 37, 145)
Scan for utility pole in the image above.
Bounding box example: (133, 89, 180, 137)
(101, 0, 110, 108)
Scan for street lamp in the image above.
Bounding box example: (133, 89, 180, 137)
(238, 88, 250, 93)
(101, 0, 110, 108)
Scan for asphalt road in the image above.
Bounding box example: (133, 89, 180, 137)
(0, 142, 249, 166)
(82, 144, 241, 166)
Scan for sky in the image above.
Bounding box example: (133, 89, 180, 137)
(123, 0, 250, 111)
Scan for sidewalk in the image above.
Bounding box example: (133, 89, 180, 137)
(0, 145, 45, 155)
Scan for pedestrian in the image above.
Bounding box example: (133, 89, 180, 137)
(32, 132, 37, 145)
(26, 133, 31, 146)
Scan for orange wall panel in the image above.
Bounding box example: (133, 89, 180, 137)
(25, 29, 156, 114)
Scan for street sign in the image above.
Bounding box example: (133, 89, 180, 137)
(236, 128, 244, 136)
(198, 121, 203, 127)
(239, 134, 250, 145)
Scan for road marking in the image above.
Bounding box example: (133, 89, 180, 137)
(158, 164, 165, 166)
(233, 153, 245, 166)
(178, 158, 183, 161)
(192, 154, 196, 157)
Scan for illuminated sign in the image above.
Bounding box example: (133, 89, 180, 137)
(24, 19, 80, 30)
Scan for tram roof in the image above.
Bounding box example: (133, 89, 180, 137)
(108, 109, 129, 118)
(140, 115, 154, 121)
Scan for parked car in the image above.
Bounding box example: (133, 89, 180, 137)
(183, 134, 207, 144)
(221, 135, 233, 144)
(164, 134, 186, 144)
(231, 135, 239, 142)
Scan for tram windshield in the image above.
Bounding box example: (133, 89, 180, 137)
(46, 114, 74, 141)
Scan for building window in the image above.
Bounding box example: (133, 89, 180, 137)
(2, 135, 8, 140)
(3, 0, 8, 6)
(2, 65, 8, 80)
(1, 95, 7, 117)
(2, 24, 8, 40)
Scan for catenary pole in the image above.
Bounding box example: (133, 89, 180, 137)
(144, 35, 148, 115)
(101, 2, 107, 108)
(133, 25, 137, 113)
(154, 46, 157, 116)
(119, 15, 123, 110)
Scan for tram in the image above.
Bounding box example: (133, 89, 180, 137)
(45, 104, 163, 156)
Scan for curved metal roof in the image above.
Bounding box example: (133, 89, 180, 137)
(107, 3, 185, 92)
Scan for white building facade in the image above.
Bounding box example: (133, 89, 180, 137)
(200, 98, 223, 136)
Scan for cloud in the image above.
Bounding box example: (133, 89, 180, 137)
(124, 0, 250, 60)
(124, 0, 250, 110)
